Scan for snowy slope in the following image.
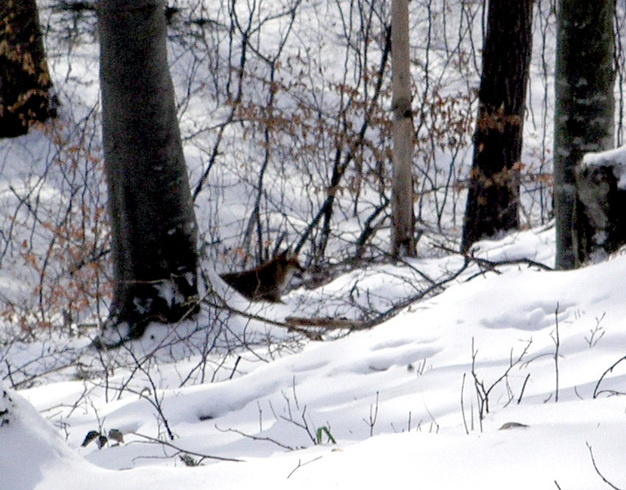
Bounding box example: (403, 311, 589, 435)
(2, 227, 626, 489)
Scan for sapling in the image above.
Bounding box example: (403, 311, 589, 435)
(470, 337, 532, 430)
(363, 391, 379, 437)
(585, 313, 606, 348)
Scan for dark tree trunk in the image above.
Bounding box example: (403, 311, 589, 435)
(98, 0, 199, 341)
(462, 0, 533, 251)
(553, 0, 615, 269)
(0, 0, 54, 138)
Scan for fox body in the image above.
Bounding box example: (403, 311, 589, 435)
(220, 250, 304, 302)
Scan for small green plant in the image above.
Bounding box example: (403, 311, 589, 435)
(315, 426, 336, 445)
(179, 454, 202, 466)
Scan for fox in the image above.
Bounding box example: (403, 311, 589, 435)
(220, 250, 304, 302)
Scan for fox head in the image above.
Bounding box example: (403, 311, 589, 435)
(274, 250, 304, 280)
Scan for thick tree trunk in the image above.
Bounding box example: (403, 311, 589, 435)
(99, 0, 199, 340)
(0, 0, 54, 137)
(554, 0, 615, 269)
(390, 0, 416, 258)
(462, 0, 533, 251)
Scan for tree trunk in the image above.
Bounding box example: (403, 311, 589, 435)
(0, 0, 54, 138)
(98, 0, 199, 340)
(461, 0, 533, 251)
(554, 0, 615, 269)
(390, 0, 416, 258)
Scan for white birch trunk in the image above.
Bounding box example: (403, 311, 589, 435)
(391, 0, 416, 258)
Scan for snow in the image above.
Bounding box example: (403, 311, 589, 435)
(2, 228, 626, 489)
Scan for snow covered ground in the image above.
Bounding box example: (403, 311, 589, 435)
(3, 227, 626, 489)
(2, 1, 626, 489)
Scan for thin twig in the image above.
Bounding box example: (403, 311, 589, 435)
(517, 373, 531, 405)
(434, 243, 553, 273)
(215, 425, 295, 451)
(286, 456, 323, 479)
(554, 302, 560, 403)
(593, 355, 626, 398)
(461, 372, 470, 435)
(132, 432, 242, 463)
(587, 443, 621, 489)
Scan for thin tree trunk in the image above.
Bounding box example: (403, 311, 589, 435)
(0, 0, 54, 137)
(554, 0, 615, 269)
(391, 0, 416, 258)
(462, 0, 533, 251)
(98, 0, 199, 340)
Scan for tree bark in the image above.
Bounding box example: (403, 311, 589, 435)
(0, 0, 54, 137)
(554, 0, 615, 269)
(98, 0, 199, 340)
(390, 0, 416, 258)
(462, 0, 533, 251)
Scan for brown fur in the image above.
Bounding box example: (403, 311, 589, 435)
(220, 250, 304, 302)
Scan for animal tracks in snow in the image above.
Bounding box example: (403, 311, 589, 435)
(480, 300, 576, 332)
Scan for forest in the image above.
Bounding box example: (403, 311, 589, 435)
(1, 0, 626, 488)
